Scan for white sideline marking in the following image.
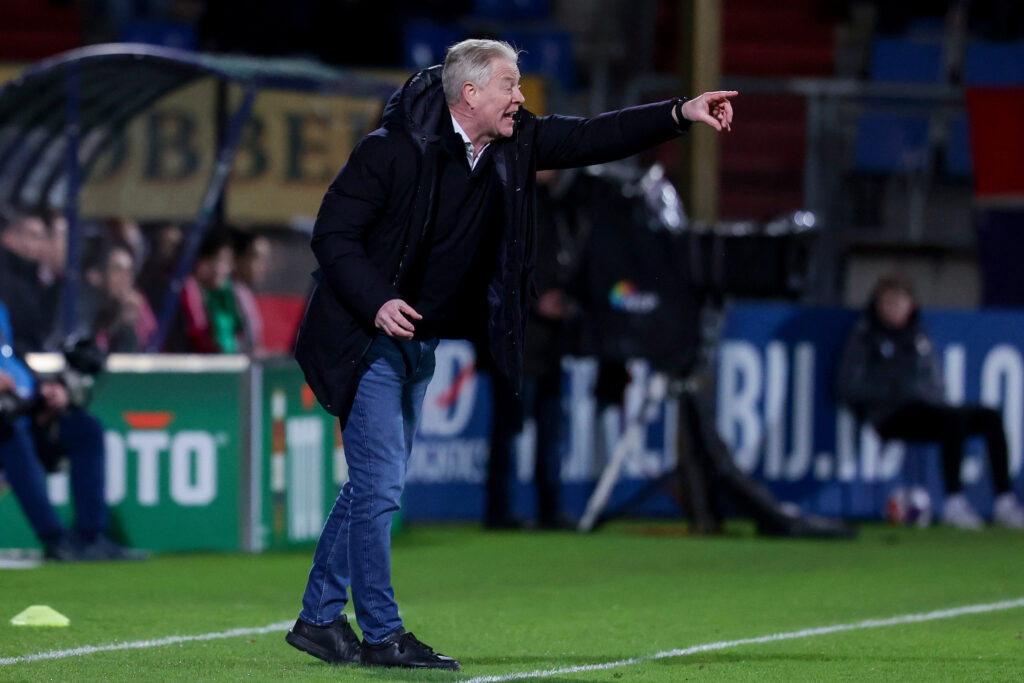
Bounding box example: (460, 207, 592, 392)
(462, 597, 1024, 683)
(2, 598, 1023, 673)
(0, 620, 293, 666)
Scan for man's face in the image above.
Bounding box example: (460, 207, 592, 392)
(472, 58, 524, 143)
(1, 216, 48, 263)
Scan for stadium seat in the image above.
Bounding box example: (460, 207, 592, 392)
(869, 38, 945, 83)
(854, 112, 930, 173)
(402, 22, 467, 69)
(499, 27, 575, 90)
(944, 114, 973, 177)
(964, 41, 1024, 85)
(119, 21, 197, 51)
(255, 294, 306, 354)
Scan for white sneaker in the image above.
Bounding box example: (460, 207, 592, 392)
(993, 493, 1024, 529)
(941, 493, 984, 531)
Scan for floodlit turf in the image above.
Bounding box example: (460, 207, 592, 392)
(2, 522, 1023, 681)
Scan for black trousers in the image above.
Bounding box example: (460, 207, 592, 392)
(486, 369, 563, 527)
(875, 402, 1013, 494)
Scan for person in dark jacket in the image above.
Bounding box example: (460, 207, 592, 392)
(837, 272, 1024, 530)
(288, 38, 736, 670)
(483, 169, 580, 530)
(0, 213, 60, 351)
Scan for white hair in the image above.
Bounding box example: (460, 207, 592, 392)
(442, 39, 519, 106)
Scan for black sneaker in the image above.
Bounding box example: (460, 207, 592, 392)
(77, 535, 150, 561)
(285, 616, 361, 664)
(42, 532, 82, 562)
(361, 628, 461, 670)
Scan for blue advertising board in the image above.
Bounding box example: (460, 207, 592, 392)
(404, 340, 679, 522)
(716, 304, 1024, 520)
(404, 305, 1024, 524)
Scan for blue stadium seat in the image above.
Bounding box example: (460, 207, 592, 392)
(119, 21, 196, 51)
(854, 112, 930, 173)
(944, 114, 973, 177)
(869, 38, 945, 83)
(500, 27, 575, 90)
(964, 41, 1024, 85)
(402, 22, 467, 69)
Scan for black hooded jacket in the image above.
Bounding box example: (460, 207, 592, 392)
(836, 298, 944, 424)
(294, 65, 689, 425)
(0, 245, 58, 351)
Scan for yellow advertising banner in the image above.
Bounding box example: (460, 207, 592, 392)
(79, 79, 384, 224)
(0, 63, 25, 86)
(73, 70, 546, 225)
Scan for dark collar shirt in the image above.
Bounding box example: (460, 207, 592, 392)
(403, 113, 504, 340)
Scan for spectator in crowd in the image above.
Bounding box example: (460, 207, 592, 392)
(138, 221, 183, 312)
(0, 212, 60, 350)
(838, 272, 1024, 529)
(485, 170, 577, 530)
(0, 298, 145, 561)
(173, 230, 250, 353)
(104, 217, 147, 270)
(80, 240, 157, 352)
(231, 230, 271, 356)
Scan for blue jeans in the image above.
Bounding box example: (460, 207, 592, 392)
(0, 409, 108, 541)
(300, 335, 437, 644)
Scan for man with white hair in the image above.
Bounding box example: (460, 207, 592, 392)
(289, 38, 736, 670)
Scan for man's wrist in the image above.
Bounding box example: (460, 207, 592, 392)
(671, 98, 691, 132)
(672, 98, 685, 123)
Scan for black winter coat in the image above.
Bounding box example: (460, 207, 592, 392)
(0, 245, 58, 351)
(294, 65, 689, 426)
(836, 300, 944, 424)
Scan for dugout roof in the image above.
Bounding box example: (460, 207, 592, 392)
(0, 43, 397, 211)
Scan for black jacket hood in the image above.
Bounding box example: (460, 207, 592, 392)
(863, 294, 922, 337)
(380, 65, 446, 145)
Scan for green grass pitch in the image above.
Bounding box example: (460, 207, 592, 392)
(1, 522, 1023, 681)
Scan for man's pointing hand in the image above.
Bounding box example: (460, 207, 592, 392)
(678, 90, 738, 132)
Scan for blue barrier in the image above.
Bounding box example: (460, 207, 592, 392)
(716, 304, 1024, 520)
(402, 307, 1024, 524)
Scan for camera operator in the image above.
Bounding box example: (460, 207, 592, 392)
(0, 299, 145, 561)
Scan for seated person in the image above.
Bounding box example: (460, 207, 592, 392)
(838, 272, 1024, 529)
(171, 230, 250, 353)
(80, 240, 156, 352)
(0, 212, 60, 351)
(138, 221, 182, 312)
(231, 230, 272, 356)
(0, 299, 144, 561)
